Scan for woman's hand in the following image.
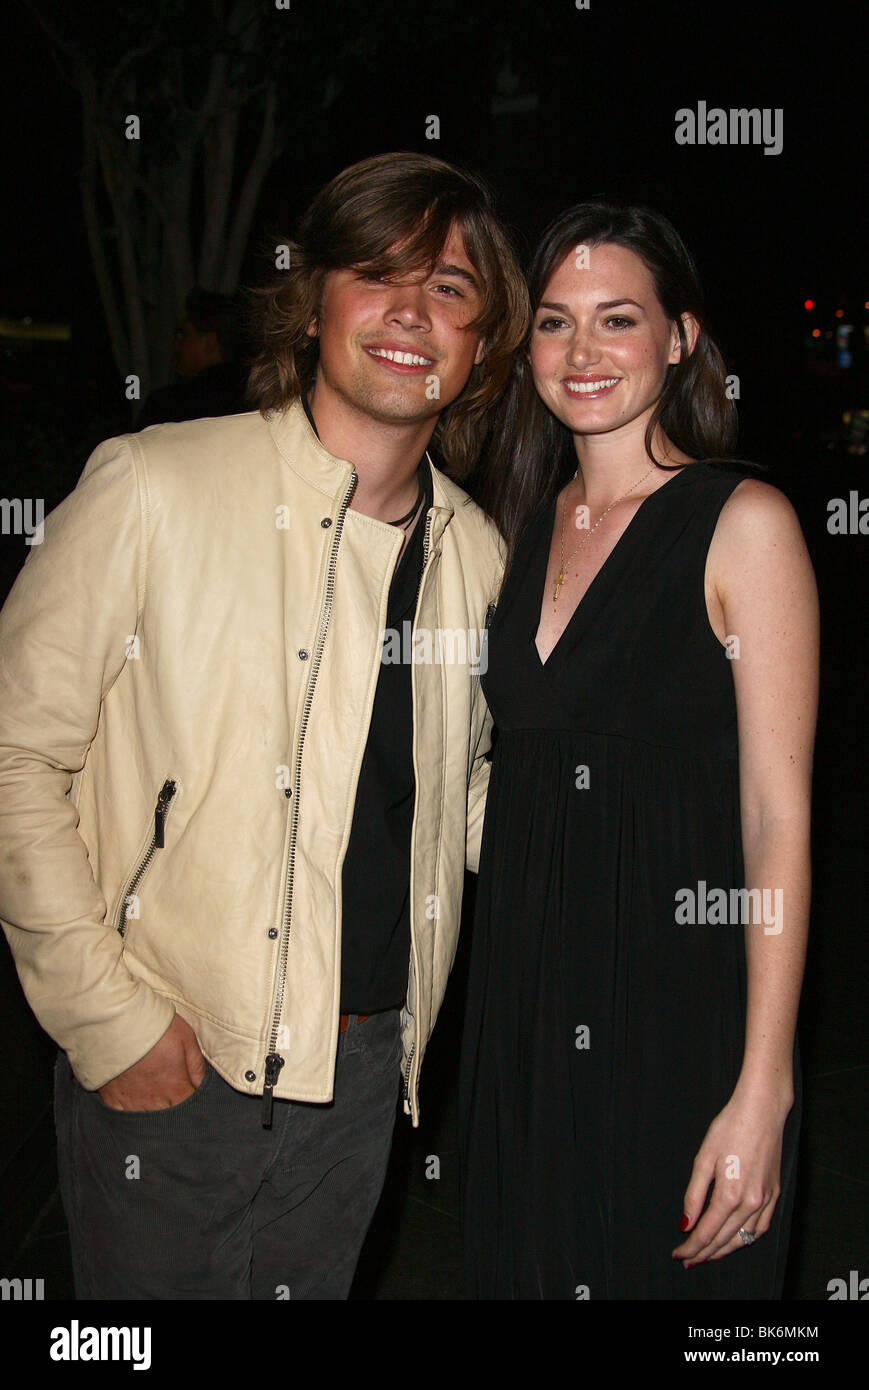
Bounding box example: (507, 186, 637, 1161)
(671, 1084, 793, 1268)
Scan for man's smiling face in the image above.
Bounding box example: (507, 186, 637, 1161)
(307, 222, 486, 426)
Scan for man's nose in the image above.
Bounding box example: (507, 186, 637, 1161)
(383, 282, 431, 329)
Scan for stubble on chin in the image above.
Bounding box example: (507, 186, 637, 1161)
(342, 365, 443, 426)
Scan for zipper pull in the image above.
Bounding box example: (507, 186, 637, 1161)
(484, 602, 497, 629)
(261, 1052, 285, 1128)
(154, 779, 176, 849)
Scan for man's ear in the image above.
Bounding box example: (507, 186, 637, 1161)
(473, 336, 486, 367)
(670, 312, 699, 363)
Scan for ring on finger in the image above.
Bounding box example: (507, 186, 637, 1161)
(737, 1226, 758, 1246)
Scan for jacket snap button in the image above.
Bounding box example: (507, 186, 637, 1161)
(298, 649, 309, 660)
(320, 517, 332, 528)
(284, 787, 292, 797)
(245, 1070, 256, 1082)
(268, 928, 278, 939)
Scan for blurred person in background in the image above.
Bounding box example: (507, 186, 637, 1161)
(138, 285, 248, 426)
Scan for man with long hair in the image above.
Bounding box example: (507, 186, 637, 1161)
(0, 152, 528, 1298)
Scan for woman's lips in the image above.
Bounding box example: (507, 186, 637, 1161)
(561, 376, 621, 399)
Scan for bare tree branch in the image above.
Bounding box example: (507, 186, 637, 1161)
(220, 79, 277, 292)
(104, 36, 162, 110)
(30, 0, 289, 403)
(163, 147, 196, 310)
(199, 102, 239, 287)
(78, 64, 129, 375)
(100, 127, 151, 401)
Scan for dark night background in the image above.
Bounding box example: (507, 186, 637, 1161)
(0, 0, 866, 1315)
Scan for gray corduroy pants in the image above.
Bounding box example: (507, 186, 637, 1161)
(53, 1009, 401, 1300)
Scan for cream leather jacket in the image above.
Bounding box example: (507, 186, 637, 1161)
(0, 402, 501, 1125)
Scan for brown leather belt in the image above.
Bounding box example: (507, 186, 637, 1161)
(339, 1012, 370, 1032)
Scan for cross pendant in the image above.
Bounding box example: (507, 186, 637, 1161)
(553, 568, 565, 601)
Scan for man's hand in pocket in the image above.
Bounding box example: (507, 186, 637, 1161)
(97, 1012, 206, 1111)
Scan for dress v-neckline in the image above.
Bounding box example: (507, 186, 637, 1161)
(533, 466, 691, 669)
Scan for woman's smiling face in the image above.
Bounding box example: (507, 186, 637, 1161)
(529, 241, 690, 442)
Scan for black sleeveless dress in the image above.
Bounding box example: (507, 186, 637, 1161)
(458, 461, 802, 1300)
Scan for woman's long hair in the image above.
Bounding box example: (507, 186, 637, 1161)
(473, 203, 738, 569)
(245, 152, 529, 480)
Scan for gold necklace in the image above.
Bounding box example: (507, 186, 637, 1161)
(553, 465, 657, 602)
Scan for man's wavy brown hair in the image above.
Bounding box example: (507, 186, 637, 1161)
(246, 152, 529, 479)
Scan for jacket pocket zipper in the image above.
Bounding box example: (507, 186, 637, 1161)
(402, 1041, 415, 1105)
(116, 778, 178, 938)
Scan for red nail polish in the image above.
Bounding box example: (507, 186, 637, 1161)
(680, 1213, 691, 1231)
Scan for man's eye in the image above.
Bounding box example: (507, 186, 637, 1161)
(433, 283, 461, 296)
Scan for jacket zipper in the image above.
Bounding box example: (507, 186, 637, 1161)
(402, 509, 433, 1114)
(115, 778, 178, 937)
(415, 511, 432, 603)
(262, 470, 358, 1126)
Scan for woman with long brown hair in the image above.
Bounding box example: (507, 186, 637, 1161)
(459, 203, 818, 1299)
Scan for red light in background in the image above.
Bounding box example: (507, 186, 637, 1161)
(811, 329, 821, 338)
(803, 299, 814, 310)
(835, 309, 845, 318)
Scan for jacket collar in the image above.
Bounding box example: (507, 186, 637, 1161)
(265, 400, 456, 539)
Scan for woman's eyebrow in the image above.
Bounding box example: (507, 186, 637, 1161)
(536, 298, 645, 313)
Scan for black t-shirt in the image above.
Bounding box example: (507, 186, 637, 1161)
(301, 396, 432, 1012)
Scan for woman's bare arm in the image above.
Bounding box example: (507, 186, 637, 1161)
(673, 477, 819, 1266)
